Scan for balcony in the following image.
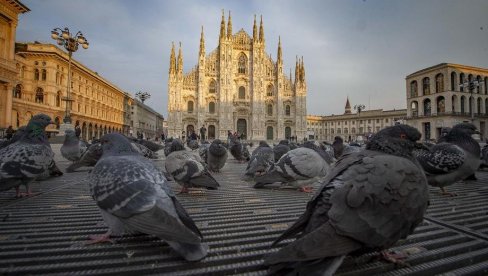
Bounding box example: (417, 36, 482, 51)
(407, 111, 488, 119)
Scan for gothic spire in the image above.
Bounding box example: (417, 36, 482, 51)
(345, 96, 352, 114)
(199, 26, 205, 56)
(169, 42, 176, 74)
(295, 56, 299, 83)
(259, 15, 264, 42)
(177, 42, 183, 74)
(227, 11, 232, 38)
(219, 9, 226, 40)
(252, 14, 257, 41)
(301, 56, 305, 81)
(277, 36, 282, 63)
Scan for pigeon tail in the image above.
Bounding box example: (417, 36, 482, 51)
(166, 241, 208, 261)
(188, 172, 220, 190)
(253, 169, 289, 187)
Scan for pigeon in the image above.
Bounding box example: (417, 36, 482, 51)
(131, 142, 159, 159)
(229, 138, 250, 162)
(415, 123, 481, 196)
(188, 139, 200, 150)
(332, 136, 345, 159)
(263, 125, 429, 275)
(0, 126, 26, 149)
(88, 133, 207, 261)
(242, 141, 274, 182)
(0, 114, 55, 197)
(302, 140, 335, 165)
(127, 137, 164, 152)
(66, 142, 103, 172)
(165, 139, 220, 193)
(60, 129, 89, 162)
(289, 142, 299, 150)
(254, 147, 330, 192)
(342, 143, 363, 155)
(197, 141, 210, 164)
(207, 139, 228, 172)
(273, 140, 291, 162)
(481, 145, 488, 168)
(163, 138, 174, 157)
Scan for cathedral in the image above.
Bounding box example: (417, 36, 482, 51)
(167, 11, 307, 141)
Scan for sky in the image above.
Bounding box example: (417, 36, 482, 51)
(16, 0, 488, 118)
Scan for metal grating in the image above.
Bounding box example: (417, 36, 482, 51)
(1, 146, 488, 275)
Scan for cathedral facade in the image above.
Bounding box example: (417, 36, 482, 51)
(167, 11, 307, 141)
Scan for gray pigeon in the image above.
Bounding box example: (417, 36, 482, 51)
(131, 142, 159, 159)
(60, 129, 88, 162)
(303, 140, 335, 165)
(229, 138, 250, 162)
(273, 140, 291, 162)
(127, 137, 164, 152)
(243, 141, 274, 182)
(88, 133, 207, 261)
(0, 126, 26, 149)
(254, 147, 330, 192)
(415, 123, 481, 196)
(263, 125, 429, 275)
(332, 136, 345, 159)
(188, 139, 200, 150)
(165, 139, 220, 193)
(207, 139, 228, 172)
(66, 142, 103, 172)
(197, 141, 210, 164)
(0, 114, 55, 197)
(481, 144, 488, 168)
(163, 138, 174, 157)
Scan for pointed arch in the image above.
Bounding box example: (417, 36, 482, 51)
(35, 87, 44, 103)
(238, 53, 247, 74)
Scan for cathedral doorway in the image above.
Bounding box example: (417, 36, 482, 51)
(285, 127, 291, 139)
(267, 126, 274, 140)
(208, 125, 216, 139)
(237, 119, 247, 139)
(186, 125, 195, 136)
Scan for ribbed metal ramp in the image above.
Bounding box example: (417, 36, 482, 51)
(1, 151, 488, 275)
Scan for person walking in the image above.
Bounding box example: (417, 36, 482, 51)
(199, 125, 207, 141)
(75, 125, 81, 138)
(5, 125, 14, 140)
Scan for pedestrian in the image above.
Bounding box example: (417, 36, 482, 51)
(199, 125, 207, 141)
(5, 125, 14, 140)
(75, 125, 81, 138)
(161, 132, 165, 141)
(182, 130, 186, 142)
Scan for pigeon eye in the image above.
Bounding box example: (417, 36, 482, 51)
(400, 134, 407, 139)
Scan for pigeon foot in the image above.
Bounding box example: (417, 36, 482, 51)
(86, 232, 114, 244)
(179, 187, 190, 194)
(440, 187, 457, 197)
(299, 186, 313, 193)
(380, 250, 410, 267)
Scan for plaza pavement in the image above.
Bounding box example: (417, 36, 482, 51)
(1, 144, 488, 275)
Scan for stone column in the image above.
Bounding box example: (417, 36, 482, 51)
(4, 83, 13, 128)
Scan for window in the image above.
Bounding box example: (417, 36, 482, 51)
(35, 88, 44, 103)
(267, 84, 274, 96)
(34, 69, 39, 80)
(285, 105, 291, 116)
(459, 73, 465, 92)
(267, 104, 273, 116)
(451, 72, 457, 91)
(238, 53, 247, 74)
(410, 81, 418, 97)
(13, 84, 21, 99)
(435, 73, 444, 93)
(209, 102, 215, 113)
(423, 98, 431, 116)
(422, 77, 430, 95)
(238, 86, 245, 99)
(187, 101, 194, 113)
(437, 96, 445, 113)
(56, 91, 61, 107)
(209, 80, 216, 93)
(41, 69, 47, 81)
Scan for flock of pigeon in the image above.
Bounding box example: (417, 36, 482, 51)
(0, 113, 486, 274)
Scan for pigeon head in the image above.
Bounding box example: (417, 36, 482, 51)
(22, 114, 53, 143)
(333, 136, 343, 144)
(169, 139, 185, 153)
(29, 114, 54, 129)
(452, 123, 478, 135)
(367, 125, 422, 158)
(100, 133, 139, 156)
(259, 141, 270, 148)
(210, 139, 227, 156)
(278, 140, 289, 145)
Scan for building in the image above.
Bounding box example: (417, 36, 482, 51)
(307, 98, 407, 142)
(0, 0, 29, 131)
(130, 99, 164, 140)
(406, 63, 488, 141)
(13, 42, 129, 140)
(167, 11, 307, 141)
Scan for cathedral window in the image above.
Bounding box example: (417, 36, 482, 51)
(267, 104, 273, 116)
(209, 102, 215, 114)
(34, 69, 40, 80)
(35, 87, 44, 104)
(187, 101, 194, 113)
(267, 84, 274, 96)
(13, 84, 22, 99)
(56, 91, 61, 107)
(285, 105, 291, 116)
(209, 80, 216, 93)
(238, 53, 247, 74)
(42, 69, 47, 81)
(238, 86, 246, 99)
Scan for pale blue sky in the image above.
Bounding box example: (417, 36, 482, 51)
(16, 0, 488, 118)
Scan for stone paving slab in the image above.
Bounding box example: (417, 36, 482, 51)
(1, 145, 488, 275)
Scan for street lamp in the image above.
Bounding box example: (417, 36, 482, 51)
(354, 104, 365, 115)
(135, 91, 151, 104)
(51, 27, 89, 126)
(460, 79, 484, 122)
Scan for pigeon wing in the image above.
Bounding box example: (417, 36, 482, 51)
(416, 143, 466, 174)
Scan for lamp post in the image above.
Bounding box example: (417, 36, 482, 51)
(354, 104, 365, 115)
(135, 91, 151, 104)
(460, 79, 484, 122)
(51, 27, 89, 131)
